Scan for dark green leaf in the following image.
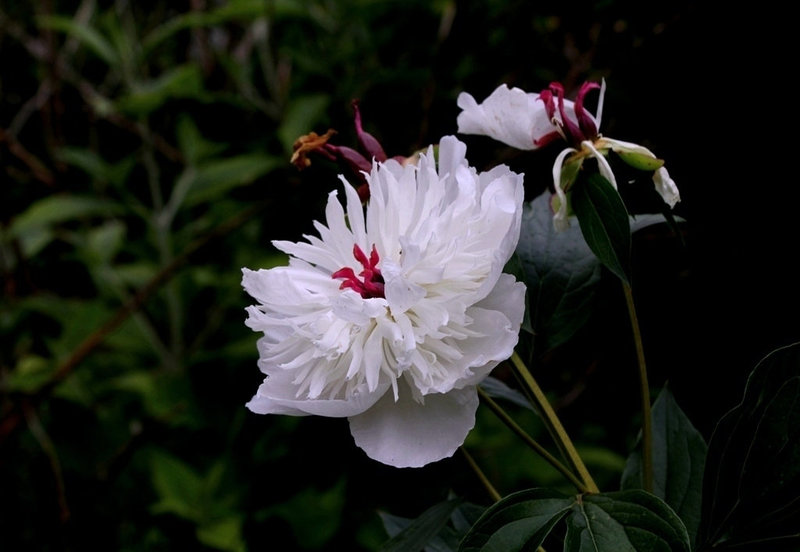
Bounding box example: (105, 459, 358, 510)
(9, 195, 121, 239)
(516, 191, 602, 351)
(116, 65, 209, 115)
(181, 154, 281, 207)
(277, 95, 331, 153)
(622, 387, 707, 548)
(698, 342, 800, 550)
(479, 376, 534, 411)
(381, 499, 462, 552)
(459, 489, 573, 552)
(565, 490, 690, 552)
(37, 15, 118, 65)
(571, 173, 632, 284)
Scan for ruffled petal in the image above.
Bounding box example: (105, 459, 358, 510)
(246, 368, 390, 417)
(348, 382, 479, 467)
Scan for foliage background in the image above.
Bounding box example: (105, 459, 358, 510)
(1, 1, 797, 550)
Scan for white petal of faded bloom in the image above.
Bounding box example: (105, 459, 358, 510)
(457, 84, 561, 150)
(601, 137, 680, 207)
(653, 166, 680, 207)
(242, 135, 526, 467)
(551, 147, 577, 232)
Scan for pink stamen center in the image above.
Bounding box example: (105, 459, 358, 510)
(332, 244, 385, 299)
(538, 80, 601, 147)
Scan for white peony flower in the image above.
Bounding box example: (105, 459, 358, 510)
(457, 80, 679, 230)
(242, 135, 526, 468)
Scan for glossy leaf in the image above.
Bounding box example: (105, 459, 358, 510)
(698, 342, 800, 550)
(459, 489, 573, 551)
(565, 490, 690, 552)
(380, 499, 462, 552)
(622, 387, 707, 548)
(516, 191, 602, 351)
(571, 173, 632, 284)
(460, 488, 690, 552)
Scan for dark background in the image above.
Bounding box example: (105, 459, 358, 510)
(2, 1, 797, 549)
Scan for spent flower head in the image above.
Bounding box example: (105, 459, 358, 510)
(457, 80, 680, 231)
(291, 100, 408, 201)
(243, 136, 526, 468)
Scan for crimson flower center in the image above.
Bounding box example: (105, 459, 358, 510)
(332, 244, 385, 299)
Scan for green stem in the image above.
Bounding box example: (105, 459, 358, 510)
(478, 387, 589, 493)
(623, 283, 653, 493)
(510, 352, 599, 493)
(460, 447, 501, 503)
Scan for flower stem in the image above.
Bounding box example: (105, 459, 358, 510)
(510, 352, 599, 493)
(477, 387, 589, 493)
(623, 283, 653, 493)
(460, 447, 501, 502)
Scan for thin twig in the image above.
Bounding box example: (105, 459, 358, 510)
(478, 387, 589, 493)
(460, 447, 501, 503)
(623, 283, 653, 493)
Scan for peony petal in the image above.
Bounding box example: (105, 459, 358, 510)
(246, 368, 389, 417)
(457, 85, 552, 150)
(653, 166, 680, 207)
(348, 382, 479, 467)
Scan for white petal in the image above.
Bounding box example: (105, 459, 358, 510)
(653, 166, 681, 207)
(246, 369, 389, 417)
(582, 140, 617, 190)
(551, 147, 577, 231)
(348, 382, 479, 467)
(457, 85, 552, 150)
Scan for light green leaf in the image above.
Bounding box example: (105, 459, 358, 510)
(615, 150, 665, 171)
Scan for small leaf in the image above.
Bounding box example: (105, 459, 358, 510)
(37, 15, 119, 66)
(196, 516, 245, 552)
(565, 490, 690, 552)
(9, 195, 120, 239)
(516, 191, 602, 351)
(116, 65, 208, 116)
(570, 173, 632, 284)
(459, 489, 573, 552)
(622, 387, 707, 548)
(381, 499, 462, 552)
(698, 342, 800, 550)
(277, 95, 331, 153)
(149, 449, 203, 521)
(181, 154, 281, 207)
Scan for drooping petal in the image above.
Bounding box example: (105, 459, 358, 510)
(456, 85, 555, 150)
(653, 166, 681, 207)
(582, 140, 618, 190)
(348, 382, 479, 467)
(551, 147, 578, 231)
